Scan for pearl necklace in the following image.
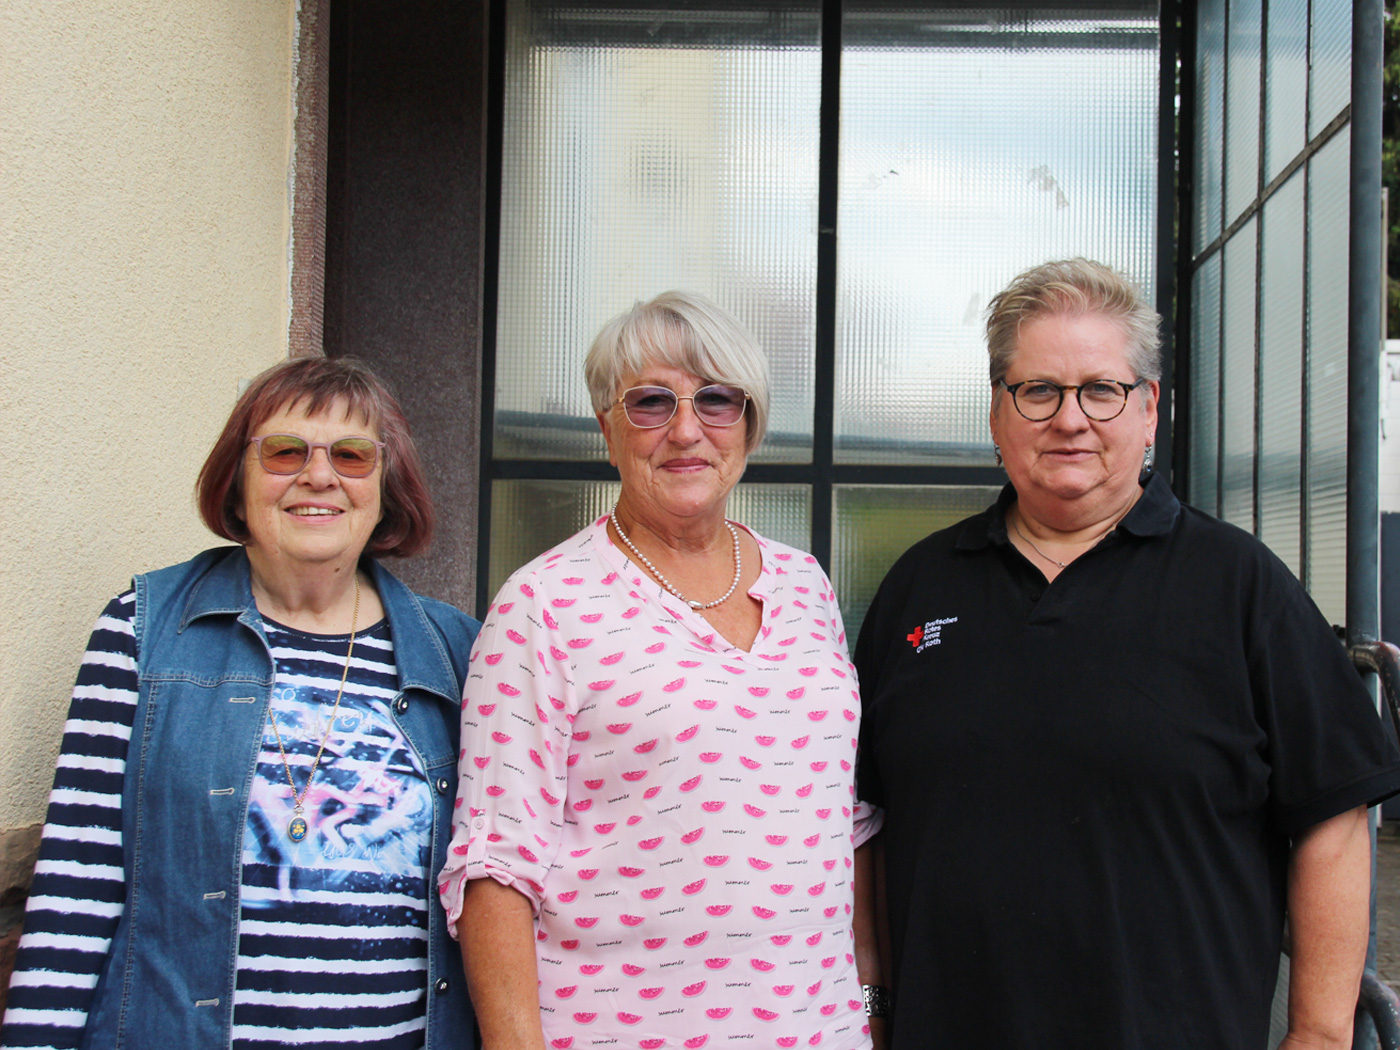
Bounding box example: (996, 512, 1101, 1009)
(609, 504, 743, 610)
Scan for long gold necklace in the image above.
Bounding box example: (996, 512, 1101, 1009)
(267, 576, 360, 843)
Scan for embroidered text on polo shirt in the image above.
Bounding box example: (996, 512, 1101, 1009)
(908, 616, 959, 653)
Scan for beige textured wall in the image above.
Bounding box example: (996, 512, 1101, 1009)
(0, 2, 295, 828)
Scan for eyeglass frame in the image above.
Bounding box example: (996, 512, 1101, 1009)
(246, 434, 387, 477)
(613, 384, 752, 429)
(997, 377, 1148, 422)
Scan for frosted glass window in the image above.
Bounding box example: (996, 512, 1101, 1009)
(833, 485, 1003, 645)
(1257, 173, 1305, 576)
(483, 1, 1165, 634)
(1263, 0, 1307, 185)
(1220, 216, 1258, 530)
(1188, 255, 1222, 515)
(835, 6, 1157, 465)
(494, 1, 820, 463)
(1195, 0, 1226, 248)
(489, 480, 620, 598)
(1306, 130, 1351, 625)
(488, 480, 811, 601)
(725, 484, 812, 556)
(1309, 0, 1351, 138)
(1224, 0, 1261, 225)
(1185, 0, 1355, 622)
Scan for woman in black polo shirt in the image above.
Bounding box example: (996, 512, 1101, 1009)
(854, 257, 1400, 1050)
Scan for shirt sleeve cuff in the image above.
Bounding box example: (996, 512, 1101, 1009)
(852, 800, 884, 848)
(1276, 763, 1400, 838)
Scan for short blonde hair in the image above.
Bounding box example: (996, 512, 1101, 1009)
(585, 291, 770, 452)
(985, 258, 1162, 390)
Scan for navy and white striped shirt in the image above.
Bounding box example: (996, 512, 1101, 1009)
(3, 592, 435, 1050)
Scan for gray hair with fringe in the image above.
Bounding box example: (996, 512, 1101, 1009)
(985, 258, 1162, 401)
(585, 291, 771, 452)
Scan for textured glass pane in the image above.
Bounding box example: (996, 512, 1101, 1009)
(1224, 0, 1261, 225)
(1257, 173, 1305, 575)
(1306, 129, 1350, 624)
(1220, 217, 1258, 530)
(495, 1, 819, 463)
(833, 484, 1002, 646)
(489, 480, 811, 601)
(724, 484, 812, 555)
(835, 5, 1158, 465)
(1310, 0, 1351, 138)
(1263, 0, 1307, 184)
(489, 480, 621, 598)
(1189, 254, 1223, 514)
(1195, 0, 1226, 249)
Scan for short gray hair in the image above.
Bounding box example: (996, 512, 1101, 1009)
(585, 291, 771, 452)
(985, 258, 1162, 391)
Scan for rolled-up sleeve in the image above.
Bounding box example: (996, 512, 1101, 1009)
(439, 571, 576, 931)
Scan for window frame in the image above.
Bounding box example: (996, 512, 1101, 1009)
(474, 0, 1180, 615)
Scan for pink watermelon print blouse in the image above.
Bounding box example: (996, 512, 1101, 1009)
(440, 515, 880, 1050)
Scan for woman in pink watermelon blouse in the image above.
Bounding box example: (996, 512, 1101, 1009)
(439, 292, 883, 1050)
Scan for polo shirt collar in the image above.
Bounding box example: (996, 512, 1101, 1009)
(954, 471, 1179, 552)
(1116, 472, 1180, 537)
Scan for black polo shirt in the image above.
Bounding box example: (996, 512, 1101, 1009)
(854, 473, 1400, 1050)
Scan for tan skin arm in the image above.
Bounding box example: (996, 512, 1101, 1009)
(853, 837, 889, 1049)
(1279, 805, 1372, 1050)
(456, 878, 547, 1050)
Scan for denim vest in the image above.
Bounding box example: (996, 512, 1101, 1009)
(81, 547, 479, 1050)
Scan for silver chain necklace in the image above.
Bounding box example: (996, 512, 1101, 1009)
(609, 504, 743, 610)
(1011, 513, 1118, 570)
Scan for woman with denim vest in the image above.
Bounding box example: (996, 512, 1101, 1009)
(2, 357, 480, 1050)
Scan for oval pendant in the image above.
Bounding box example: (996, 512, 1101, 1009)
(287, 815, 309, 842)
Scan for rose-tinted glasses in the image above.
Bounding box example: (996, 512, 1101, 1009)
(247, 434, 386, 478)
(615, 384, 750, 429)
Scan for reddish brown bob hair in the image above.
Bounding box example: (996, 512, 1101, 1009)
(196, 356, 434, 558)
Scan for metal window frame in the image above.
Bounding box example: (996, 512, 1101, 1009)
(475, 0, 1172, 615)
(1172, 0, 1375, 617)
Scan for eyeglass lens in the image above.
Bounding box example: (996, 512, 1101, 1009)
(1012, 381, 1133, 422)
(255, 434, 381, 477)
(621, 385, 748, 428)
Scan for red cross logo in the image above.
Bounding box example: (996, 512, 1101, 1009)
(907, 624, 924, 648)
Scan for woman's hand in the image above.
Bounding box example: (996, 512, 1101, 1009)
(457, 878, 548, 1050)
(854, 836, 890, 1050)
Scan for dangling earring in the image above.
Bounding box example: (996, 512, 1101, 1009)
(1143, 443, 1155, 473)
(994, 442, 1003, 467)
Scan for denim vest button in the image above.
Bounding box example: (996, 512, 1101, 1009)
(436, 777, 450, 794)
(395, 697, 409, 714)
(434, 978, 449, 994)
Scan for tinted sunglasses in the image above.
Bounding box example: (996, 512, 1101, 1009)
(615, 384, 750, 428)
(247, 434, 386, 478)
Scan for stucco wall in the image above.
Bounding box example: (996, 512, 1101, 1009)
(0, 2, 295, 835)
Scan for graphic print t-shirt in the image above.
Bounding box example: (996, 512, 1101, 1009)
(235, 617, 433, 1050)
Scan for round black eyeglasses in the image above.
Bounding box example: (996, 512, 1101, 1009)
(999, 378, 1147, 422)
